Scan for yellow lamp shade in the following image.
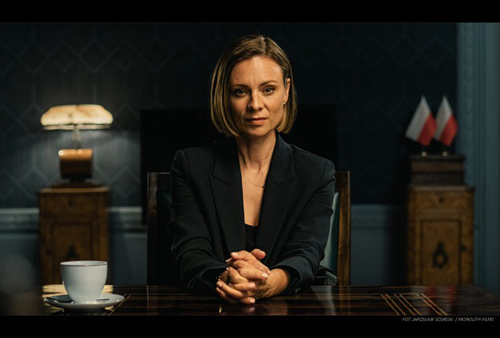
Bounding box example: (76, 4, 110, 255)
(41, 104, 113, 130)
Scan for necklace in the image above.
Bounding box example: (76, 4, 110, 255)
(242, 171, 265, 188)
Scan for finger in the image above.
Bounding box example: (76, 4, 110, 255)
(224, 267, 260, 292)
(231, 281, 257, 292)
(215, 287, 236, 304)
(217, 278, 246, 298)
(230, 259, 270, 274)
(230, 259, 253, 270)
(217, 279, 259, 305)
(230, 250, 255, 261)
(216, 287, 253, 305)
(238, 268, 269, 281)
(226, 266, 248, 284)
(239, 297, 256, 305)
(229, 250, 271, 274)
(250, 248, 266, 260)
(227, 266, 266, 284)
(217, 279, 255, 304)
(231, 250, 268, 263)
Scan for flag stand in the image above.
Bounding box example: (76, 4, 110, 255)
(409, 153, 465, 185)
(419, 145, 429, 157)
(440, 144, 451, 157)
(414, 141, 453, 157)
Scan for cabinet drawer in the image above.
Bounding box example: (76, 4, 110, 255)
(45, 195, 97, 214)
(413, 190, 470, 210)
(39, 193, 106, 219)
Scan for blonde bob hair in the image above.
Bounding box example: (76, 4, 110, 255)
(210, 34, 298, 137)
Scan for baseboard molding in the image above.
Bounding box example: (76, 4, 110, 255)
(1, 204, 402, 234)
(0, 207, 144, 233)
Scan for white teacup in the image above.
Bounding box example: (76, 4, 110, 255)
(60, 261, 108, 303)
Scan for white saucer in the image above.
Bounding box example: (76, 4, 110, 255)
(44, 293, 124, 311)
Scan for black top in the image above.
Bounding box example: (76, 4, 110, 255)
(245, 224, 258, 251)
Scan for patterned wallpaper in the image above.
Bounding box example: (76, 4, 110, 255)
(0, 22, 456, 208)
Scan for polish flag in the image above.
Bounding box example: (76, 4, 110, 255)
(433, 96, 458, 146)
(405, 96, 437, 146)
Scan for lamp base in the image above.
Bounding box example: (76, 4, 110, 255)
(59, 148, 92, 180)
(54, 148, 100, 188)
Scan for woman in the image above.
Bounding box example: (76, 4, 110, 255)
(169, 34, 335, 304)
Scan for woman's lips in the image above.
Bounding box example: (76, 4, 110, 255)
(245, 117, 267, 125)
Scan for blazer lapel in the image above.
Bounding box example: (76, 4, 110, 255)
(256, 135, 297, 262)
(209, 138, 245, 255)
(209, 135, 298, 258)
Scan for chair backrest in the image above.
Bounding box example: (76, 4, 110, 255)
(337, 171, 351, 286)
(146, 172, 181, 286)
(147, 170, 351, 286)
(320, 171, 351, 286)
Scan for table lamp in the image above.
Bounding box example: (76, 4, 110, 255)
(41, 104, 113, 187)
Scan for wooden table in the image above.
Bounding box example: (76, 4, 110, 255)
(2, 285, 500, 337)
(38, 284, 499, 316)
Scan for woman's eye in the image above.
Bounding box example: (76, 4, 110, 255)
(263, 87, 275, 94)
(232, 88, 247, 96)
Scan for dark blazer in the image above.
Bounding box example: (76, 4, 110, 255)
(168, 133, 335, 295)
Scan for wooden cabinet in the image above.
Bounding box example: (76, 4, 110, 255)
(38, 187, 109, 284)
(407, 155, 475, 285)
(407, 185, 474, 285)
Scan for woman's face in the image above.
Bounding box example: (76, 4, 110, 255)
(229, 56, 290, 140)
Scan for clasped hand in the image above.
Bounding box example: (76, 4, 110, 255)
(215, 248, 289, 304)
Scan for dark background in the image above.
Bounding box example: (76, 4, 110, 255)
(0, 22, 456, 211)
